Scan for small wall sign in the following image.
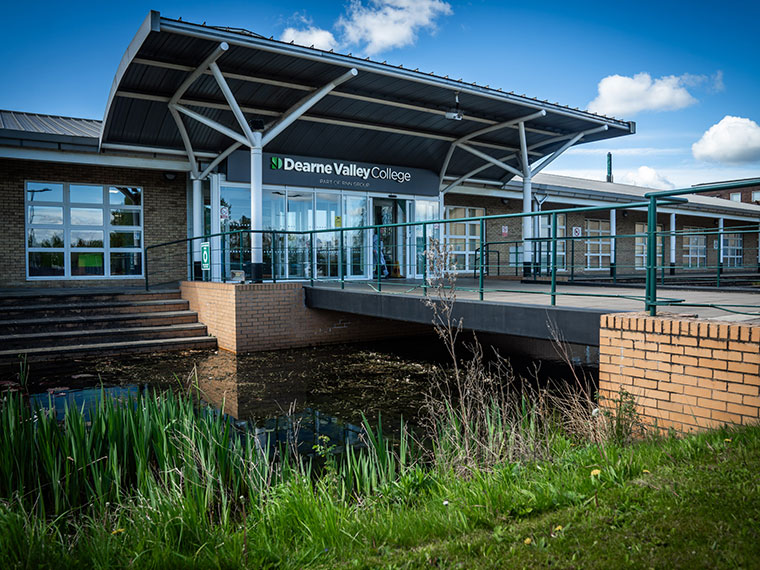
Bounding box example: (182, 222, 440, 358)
(201, 242, 210, 271)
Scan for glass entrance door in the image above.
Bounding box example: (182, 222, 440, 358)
(372, 198, 408, 278)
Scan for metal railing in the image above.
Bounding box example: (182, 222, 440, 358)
(145, 179, 760, 317)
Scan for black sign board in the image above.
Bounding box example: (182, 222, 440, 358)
(226, 151, 439, 196)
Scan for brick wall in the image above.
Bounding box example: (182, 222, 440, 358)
(0, 158, 187, 287)
(181, 281, 430, 353)
(599, 312, 760, 432)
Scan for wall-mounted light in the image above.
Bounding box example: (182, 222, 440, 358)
(501, 198, 509, 205)
(163, 172, 177, 181)
(445, 92, 463, 120)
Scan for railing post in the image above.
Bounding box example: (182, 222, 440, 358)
(375, 228, 382, 292)
(551, 212, 557, 306)
(339, 228, 344, 290)
(660, 231, 666, 286)
(272, 231, 277, 283)
(422, 223, 428, 297)
(570, 239, 575, 282)
(479, 218, 485, 301)
(646, 196, 658, 316)
(144, 246, 150, 291)
(309, 231, 314, 286)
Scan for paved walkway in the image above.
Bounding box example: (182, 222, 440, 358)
(311, 278, 760, 324)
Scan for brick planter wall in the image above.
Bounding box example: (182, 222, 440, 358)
(599, 312, 760, 433)
(180, 281, 430, 353)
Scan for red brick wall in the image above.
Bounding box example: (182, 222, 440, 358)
(0, 158, 187, 287)
(599, 312, 760, 433)
(181, 281, 430, 353)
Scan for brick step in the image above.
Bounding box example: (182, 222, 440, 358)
(0, 289, 181, 307)
(0, 323, 209, 350)
(0, 310, 200, 334)
(0, 336, 218, 367)
(0, 299, 189, 319)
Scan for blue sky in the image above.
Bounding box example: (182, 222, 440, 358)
(3, 0, 759, 188)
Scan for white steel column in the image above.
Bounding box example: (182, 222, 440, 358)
(250, 132, 264, 279)
(718, 217, 725, 265)
(669, 213, 677, 271)
(519, 121, 533, 272)
(210, 177, 222, 282)
(192, 178, 203, 264)
(610, 209, 616, 271)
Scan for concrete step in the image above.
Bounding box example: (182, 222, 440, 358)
(0, 323, 209, 350)
(0, 336, 218, 366)
(0, 310, 200, 334)
(0, 289, 181, 307)
(0, 298, 189, 319)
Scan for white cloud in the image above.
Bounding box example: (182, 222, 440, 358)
(565, 147, 684, 157)
(692, 115, 760, 164)
(619, 166, 675, 190)
(281, 26, 338, 51)
(279, 0, 452, 56)
(588, 73, 698, 117)
(338, 0, 452, 55)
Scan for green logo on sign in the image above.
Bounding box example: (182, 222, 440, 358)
(270, 156, 283, 170)
(201, 242, 210, 271)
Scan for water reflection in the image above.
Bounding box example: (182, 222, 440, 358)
(28, 385, 140, 422)
(23, 383, 364, 457)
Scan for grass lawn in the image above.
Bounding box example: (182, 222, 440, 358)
(1, 388, 758, 569)
(335, 426, 760, 569)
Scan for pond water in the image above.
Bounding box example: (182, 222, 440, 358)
(4, 334, 596, 442)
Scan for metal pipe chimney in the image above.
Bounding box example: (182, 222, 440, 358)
(606, 152, 614, 183)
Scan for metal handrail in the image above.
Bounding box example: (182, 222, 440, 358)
(144, 177, 760, 317)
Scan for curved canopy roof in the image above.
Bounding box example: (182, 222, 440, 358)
(101, 11, 635, 184)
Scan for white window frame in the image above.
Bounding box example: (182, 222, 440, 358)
(634, 222, 664, 270)
(584, 219, 611, 270)
(536, 213, 567, 271)
(752, 190, 760, 202)
(25, 181, 144, 280)
(722, 233, 743, 268)
(681, 227, 706, 269)
(444, 206, 485, 272)
(729, 192, 741, 202)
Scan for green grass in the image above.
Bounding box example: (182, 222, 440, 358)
(1, 391, 758, 569)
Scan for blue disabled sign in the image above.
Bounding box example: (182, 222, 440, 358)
(201, 242, 210, 271)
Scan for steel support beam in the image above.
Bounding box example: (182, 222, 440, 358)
(456, 143, 524, 178)
(173, 104, 251, 147)
(263, 68, 358, 146)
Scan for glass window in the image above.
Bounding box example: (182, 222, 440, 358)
(536, 213, 567, 272)
(109, 187, 142, 206)
(682, 227, 706, 268)
(729, 192, 741, 202)
(71, 208, 104, 226)
(110, 210, 141, 226)
(27, 182, 63, 203)
(27, 229, 63, 248)
(28, 206, 63, 225)
(71, 230, 104, 248)
(70, 252, 104, 276)
(585, 219, 611, 269)
(110, 231, 141, 248)
(25, 181, 143, 279)
(110, 252, 142, 276)
(70, 185, 103, 204)
(28, 252, 65, 277)
(444, 206, 485, 271)
(752, 190, 760, 202)
(723, 233, 743, 268)
(634, 222, 663, 269)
